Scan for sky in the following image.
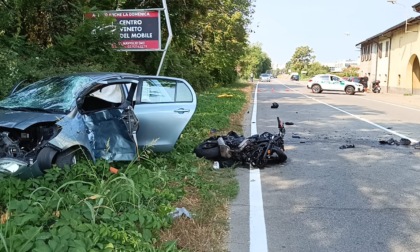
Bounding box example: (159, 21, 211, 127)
(248, 0, 420, 67)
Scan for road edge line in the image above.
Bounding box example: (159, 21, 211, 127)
(249, 83, 268, 252)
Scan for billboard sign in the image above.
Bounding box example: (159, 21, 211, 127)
(85, 10, 161, 51)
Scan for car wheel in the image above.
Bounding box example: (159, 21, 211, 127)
(37, 147, 58, 172)
(56, 147, 87, 169)
(345, 86, 355, 95)
(311, 84, 321, 93)
(194, 141, 220, 159)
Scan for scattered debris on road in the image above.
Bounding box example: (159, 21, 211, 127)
(339, 144, 355, 149)
(292, 133, 301, 139)
(379, 138, 411, 146)
(285, 122, 294, 125)
(271, 102, 279, 108)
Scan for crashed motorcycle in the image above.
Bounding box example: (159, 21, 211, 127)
(372, 80, 381, 93)
(194, 117, 287, 168)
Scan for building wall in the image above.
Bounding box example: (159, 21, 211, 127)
(358, 43, 377, 89)
(377, 38, 391, 91)
(388, 25, 420, 94)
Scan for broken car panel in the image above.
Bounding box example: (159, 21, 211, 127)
(0, 72, 196, 178)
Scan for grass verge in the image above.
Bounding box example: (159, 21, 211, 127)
(0, 81, 252, 251)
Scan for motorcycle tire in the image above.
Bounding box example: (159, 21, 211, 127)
(269, 146, 287, 163)
(194, 141, 220, 159)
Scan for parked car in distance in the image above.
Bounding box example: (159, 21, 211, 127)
(260, 73, 271, 82)
(307, 74, 365, 95)
(290, 72, 299, 81)
(0, 72, 197, 178)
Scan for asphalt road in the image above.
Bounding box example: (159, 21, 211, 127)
(229, 76, 420, 252)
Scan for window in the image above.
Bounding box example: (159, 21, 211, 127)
(138, 79, 193, 103)
(385, 41, 389, 57)
(140, 79, 175, 103)
(361, 46, 365, 62)
(378, 43, 383, 58)
(176, 81, 194, 102)
(81, 84, 123, 112)
(320, 76, 329, 81)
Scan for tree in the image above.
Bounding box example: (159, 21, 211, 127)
(286, 46, 315, 74)
(341, 66, 360, 77)
(0, 0, 256, 96)
(307, 62, 330, 76)
(237, 43, 271, 80)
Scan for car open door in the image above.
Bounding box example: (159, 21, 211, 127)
(77, 80, 139, 161)
(133, 77, 197, 152)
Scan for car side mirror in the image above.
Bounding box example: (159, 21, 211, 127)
(76, 97, 84, 110)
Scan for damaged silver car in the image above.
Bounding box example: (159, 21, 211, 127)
(0, 72, 196, 178)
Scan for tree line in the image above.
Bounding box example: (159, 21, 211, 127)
(0, 0, 276, 98)
(284, 46, 359, 78)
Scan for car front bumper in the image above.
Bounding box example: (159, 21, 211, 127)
(0, 158, 44, 179)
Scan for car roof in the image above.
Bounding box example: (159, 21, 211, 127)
(53, 72, 187, 82)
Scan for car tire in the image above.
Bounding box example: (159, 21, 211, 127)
(311, 84, 321, 93)
(194, 141, 220, 159)
(37, 147, 58, 172)
(56, 147, 86, 169)
(345, 86, 355, 95)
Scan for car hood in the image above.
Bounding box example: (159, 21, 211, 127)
(0, 110, 64, 130)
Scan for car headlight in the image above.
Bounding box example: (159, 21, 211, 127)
(0, 158, 27, 174)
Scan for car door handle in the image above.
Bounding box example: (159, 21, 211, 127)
(174, 108, 190, 114)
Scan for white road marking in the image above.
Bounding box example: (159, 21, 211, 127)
(250, 83, 268, 252)
(358, 96, 420, 112)
(284, 84, 419, 144)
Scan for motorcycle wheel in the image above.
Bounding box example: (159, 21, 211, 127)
(194, 141, 220, 159)
(269, 146, 287, 163)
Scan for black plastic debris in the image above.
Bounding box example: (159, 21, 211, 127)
(210, 128, 218, 134)
(292, 133, 300, 139)
(339, 144, 355, 149)
(400, 138, 411, 146)
(271, 102, 279, 108)
(379, 138, 411, 146)
(285, 122, 294, 125)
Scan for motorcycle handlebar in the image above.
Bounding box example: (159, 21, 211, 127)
(277, 117, 284, 129)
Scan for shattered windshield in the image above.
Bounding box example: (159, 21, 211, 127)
(0, 76, 93, 114)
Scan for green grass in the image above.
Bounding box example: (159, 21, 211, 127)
(0, 81, 249, 251)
